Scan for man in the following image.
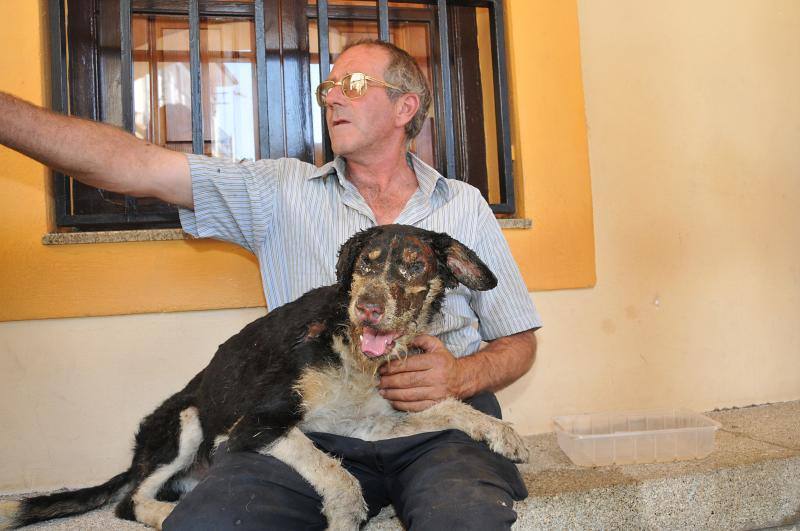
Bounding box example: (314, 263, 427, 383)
(0, 40, 540, 529)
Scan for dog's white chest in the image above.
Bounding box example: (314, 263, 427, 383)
(295, 364, 401, 440)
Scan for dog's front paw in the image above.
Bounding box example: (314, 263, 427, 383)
(487, 421, 530, 463)
(324, 503, 367, 531)
(321, 470, 367, 531)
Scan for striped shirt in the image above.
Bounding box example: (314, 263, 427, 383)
(179, 153, 542, 357)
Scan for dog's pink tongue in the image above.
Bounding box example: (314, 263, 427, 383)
(361, 328, 395, 358)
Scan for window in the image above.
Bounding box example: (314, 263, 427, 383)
(49, 0, 517, 230)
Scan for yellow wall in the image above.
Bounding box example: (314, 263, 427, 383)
(0, 0, 595, 323)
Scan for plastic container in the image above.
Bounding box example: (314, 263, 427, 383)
(553, 408, 722, 466)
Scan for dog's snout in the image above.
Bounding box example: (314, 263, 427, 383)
(355, 301, 384, 325)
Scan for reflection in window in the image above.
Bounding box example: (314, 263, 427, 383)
(132, 16, 259, 161)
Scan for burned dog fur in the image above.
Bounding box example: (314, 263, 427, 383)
(1, 225, 528, 530)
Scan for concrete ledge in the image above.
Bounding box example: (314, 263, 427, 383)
(513, 400, 800, 530)
(42, 229, 189, 245)
(4, 401, 798, 530)
(41, 218, 531, 246)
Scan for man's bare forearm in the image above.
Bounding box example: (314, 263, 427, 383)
(0, 92, 193, 208)
(454, 329, 537, 399)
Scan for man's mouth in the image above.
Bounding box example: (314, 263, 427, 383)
(360, 327, 401, 358)
(331, 117, 350, 126)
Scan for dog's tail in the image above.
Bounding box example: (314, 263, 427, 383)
(0, 470, 131, 529)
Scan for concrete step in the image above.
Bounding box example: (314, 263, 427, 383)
(4, 401, 799, 530)
(511, 400, 800, 530)
(369, 401, 800, 530)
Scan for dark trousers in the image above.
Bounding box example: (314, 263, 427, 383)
(163, 393, 527, 530)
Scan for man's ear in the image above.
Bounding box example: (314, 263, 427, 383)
(394, 92, 420, 130)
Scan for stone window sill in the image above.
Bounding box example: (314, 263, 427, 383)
(42, 219, 531, 245)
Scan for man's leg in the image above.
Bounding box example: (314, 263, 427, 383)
(162, 446, 328, 531)
(163, 394, 525, 530)
(383, 393, 528, 531)
(163, 435, 390, 531)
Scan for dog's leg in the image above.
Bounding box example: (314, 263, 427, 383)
(389, 398, 529, 463)
(264, 428, 367, 531)
(0, 500, 20, 530)
(129, 406, 203, 530)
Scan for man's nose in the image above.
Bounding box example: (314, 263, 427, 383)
(323, 84, 347, 107)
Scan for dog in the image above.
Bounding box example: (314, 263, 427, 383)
(0, 224, 529, 530)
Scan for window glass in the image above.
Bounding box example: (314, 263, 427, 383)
(132, 15, 259, 161)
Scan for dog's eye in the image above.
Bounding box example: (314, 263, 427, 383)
(359, 253, 379, 273)
(398, 261, 425, 279)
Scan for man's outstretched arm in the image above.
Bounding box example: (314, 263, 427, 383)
(0, 92, 193, 209)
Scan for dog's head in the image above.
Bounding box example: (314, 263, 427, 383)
(335, 225, 497, 361)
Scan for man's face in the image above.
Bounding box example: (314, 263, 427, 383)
(323, 45, 400, 158)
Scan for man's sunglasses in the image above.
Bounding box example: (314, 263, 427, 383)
(315, 72, 403, 107)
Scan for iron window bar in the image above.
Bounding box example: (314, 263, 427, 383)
(436, 0, 457, 181)
(317, 0, 334, 162)
(377, 0, 390, 42)
(120, 0, 138, 220)
(188, 0, 204, 156)
(49, 0, 70, 226)
(254, 0, 271, 160)
(488, 0, 515, 213)
(120, 0, 134, 134)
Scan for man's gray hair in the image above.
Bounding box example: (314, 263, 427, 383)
(341, 39, 432, 141)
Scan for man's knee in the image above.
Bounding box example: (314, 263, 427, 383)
(404, 474, 520, 530)
(389, 430, 527, 530)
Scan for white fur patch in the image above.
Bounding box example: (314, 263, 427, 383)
(297, 337, 400, 440)
(264, 427, 367, 530)
(212, 434, 229, 453)
(132, 406, 203, 529)
(0, 500, 20, 530)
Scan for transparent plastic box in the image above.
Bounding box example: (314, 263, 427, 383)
(553, 408, 722, 466)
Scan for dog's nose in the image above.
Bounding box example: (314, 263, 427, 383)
(356, 301, 384, 325)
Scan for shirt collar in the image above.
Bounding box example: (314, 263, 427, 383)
(406, 152, 451, 201)
(307, 152, 451, 200)
(308, 156, 347, 185)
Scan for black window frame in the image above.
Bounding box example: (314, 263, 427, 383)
(49, 0, 518, 231)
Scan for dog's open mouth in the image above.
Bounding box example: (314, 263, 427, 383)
(360, 327, 402, 358)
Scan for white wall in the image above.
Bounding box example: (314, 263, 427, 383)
(0, 309, 264, 492)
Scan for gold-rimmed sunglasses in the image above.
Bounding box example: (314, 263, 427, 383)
(315, 72, 403, 107)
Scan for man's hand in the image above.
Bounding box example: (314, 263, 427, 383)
(378, 335, 464, 412)
(378, 329, 538, 413)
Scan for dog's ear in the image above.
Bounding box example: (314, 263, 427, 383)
(431, 233, 497, 291)
(336, 227, 382, 287)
